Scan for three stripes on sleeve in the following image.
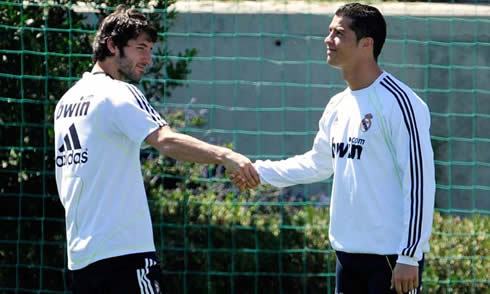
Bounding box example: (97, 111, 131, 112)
(126, 84, 167, 127)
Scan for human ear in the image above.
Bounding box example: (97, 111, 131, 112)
(106, 38, 118, 55)
(361, 37, 374, 49)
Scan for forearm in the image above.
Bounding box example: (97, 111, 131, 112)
(146, 126, 260, 187)
(146, 126, 230, 164)
(254, 150, 333, 188)
(398, 165, 436, 265)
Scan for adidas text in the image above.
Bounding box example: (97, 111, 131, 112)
(56, 150, 88, 167)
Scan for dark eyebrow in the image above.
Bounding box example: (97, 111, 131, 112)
(331, 26, 345, 34)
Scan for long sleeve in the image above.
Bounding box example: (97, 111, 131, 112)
(254, 110, 334, 188)
(390, 91, 436, 266)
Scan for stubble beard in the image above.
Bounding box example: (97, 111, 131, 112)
(116, 55, 142, 83)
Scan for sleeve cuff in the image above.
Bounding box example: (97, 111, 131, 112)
(397, 255, 419, 267)
(252, 160, 269, 185)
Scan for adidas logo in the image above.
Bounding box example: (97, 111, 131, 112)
(56, 123, 88, 167)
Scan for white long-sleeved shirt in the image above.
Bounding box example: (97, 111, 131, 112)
(254, 72, 435, 266)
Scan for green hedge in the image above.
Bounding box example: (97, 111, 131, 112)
(1, 152, 487, 293)
(142, 159, 489, 293)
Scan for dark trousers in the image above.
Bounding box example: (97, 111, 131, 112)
(71, 252, 162, 294)
(335, 251, 424, 294)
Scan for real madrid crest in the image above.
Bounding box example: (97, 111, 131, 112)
(360, 113, 373, 132)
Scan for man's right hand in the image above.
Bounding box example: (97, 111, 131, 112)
(146, 126, 260, 190)
(223, 152, 260, 191)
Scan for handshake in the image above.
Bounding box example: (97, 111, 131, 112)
(223, 149, 261, 191)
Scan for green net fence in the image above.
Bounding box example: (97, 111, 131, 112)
(1, 0, 489, 293)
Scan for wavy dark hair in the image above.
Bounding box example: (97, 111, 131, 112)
(335, 3, 386, 61)
(92, 5, 157, 62)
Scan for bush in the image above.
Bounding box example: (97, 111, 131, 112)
(424, 213, 489, 293)
(144, 171, 489, 293)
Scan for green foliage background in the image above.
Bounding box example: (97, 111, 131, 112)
(0, 0, 488, 293)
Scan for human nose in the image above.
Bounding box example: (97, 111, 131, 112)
(144, 50, 153, 66)
(324, 33, 333, 45)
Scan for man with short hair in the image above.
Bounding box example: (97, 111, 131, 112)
(234, 3, 436, 293)
(54, 6, 259, 293)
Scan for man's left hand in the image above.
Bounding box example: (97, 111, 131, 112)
(391, 263, 418, 294)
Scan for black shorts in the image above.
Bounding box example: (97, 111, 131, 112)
(335, 251, 424, 294)
(71, 252, 162, 294)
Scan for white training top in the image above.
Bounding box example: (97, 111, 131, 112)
(54, 72, 166, 270)
(254, 72, 435, 266)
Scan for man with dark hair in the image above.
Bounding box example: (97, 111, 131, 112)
(54, 5, 259, 293)
(334, 2, 386, 62)
(92, 6, 158, 64)
(233, 3, 435, 293)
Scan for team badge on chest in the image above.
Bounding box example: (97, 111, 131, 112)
(360, 113, 373, 132)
